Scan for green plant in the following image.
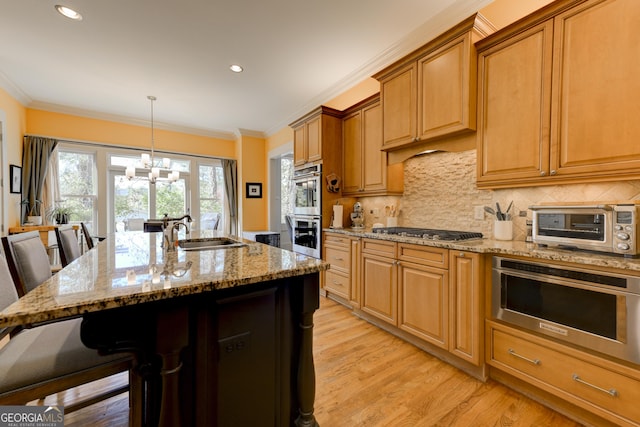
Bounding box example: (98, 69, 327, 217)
(21, 199, 42, 216)
(46, 204, 74, 224)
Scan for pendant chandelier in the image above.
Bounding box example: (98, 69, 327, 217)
(125, 96, 179, 184)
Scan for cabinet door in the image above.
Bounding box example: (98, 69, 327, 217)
(342, 110, 363, 194)
(362, 101, 387, 193)
(306, 116, 322, 163)
(449, 251, 482, 365)
(551, 0, 640, 177)
(380, 62, 417, 149)
(293, 124, 306, 166)
(477, 20, 554, 186)
(361, 253, 397, 325)
(398, 261, 448, 349)
(418, 32, 475, 141)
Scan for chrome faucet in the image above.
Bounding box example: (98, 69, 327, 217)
(162, 214, 192, 251)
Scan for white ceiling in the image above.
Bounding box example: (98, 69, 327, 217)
(0, 0, 494, 140)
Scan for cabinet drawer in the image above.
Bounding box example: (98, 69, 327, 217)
(324, 245, 350, 273)
(398, 243, 448, 268)
(362, 239, 396, 257)
(324, 270, 349, 300)
(489, 325, 640, 424)
(324, 233, 350, 248)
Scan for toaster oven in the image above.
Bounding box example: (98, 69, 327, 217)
(530, 203, 639, 257)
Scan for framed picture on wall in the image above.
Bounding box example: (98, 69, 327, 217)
(9, 165, 21, 194)
(246, 182, 262, 198)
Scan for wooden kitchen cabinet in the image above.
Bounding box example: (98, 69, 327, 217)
(359, 239, 484, 367)
(398, 244, 449, 349)
(323, 232, 361, 307)
(361, 239, 397, 325)
(290, 106, 342, 167)
(449, 251, 483, 365)
(374, 14, 493, 151)
(488, 321, 640, 426)
(477, 0, 640, 188)
(342, 95, 403, 196)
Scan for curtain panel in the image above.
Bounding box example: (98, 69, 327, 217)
(21, 136, 58, 223)
(221, 159, 238, 235)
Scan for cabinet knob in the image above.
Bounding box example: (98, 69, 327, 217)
(459, 252, 465, 257)
(540, 171, 546, 176)
(550, 170, 557, 176)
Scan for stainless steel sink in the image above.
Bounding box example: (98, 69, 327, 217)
(177, 237, 247, 251)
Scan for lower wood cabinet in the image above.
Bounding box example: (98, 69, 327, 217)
(488, 320, 640, 426)
(360, 238, 483, 366)
(361, 239, 397, 325)
(398, 260, 448, 349)
(322, 232, 361, 306)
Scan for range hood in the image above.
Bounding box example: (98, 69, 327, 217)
(387, 131, 476, 164)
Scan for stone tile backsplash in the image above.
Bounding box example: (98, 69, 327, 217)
(355, 150, 640, 241)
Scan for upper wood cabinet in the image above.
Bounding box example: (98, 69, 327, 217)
(342, 95, 403, 197)
(374, 14, 493, 151)
(477, 0, 640, 188)
(290, 106, 342, 167)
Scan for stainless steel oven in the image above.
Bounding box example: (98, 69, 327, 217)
(292, 215, 321, 258)
(293, 164, 321, 216)
(492, 256, 640, 364)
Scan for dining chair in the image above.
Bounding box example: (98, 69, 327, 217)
(80, 222, 105, 251)
(55, 224, 82, 267)
(1, 231, 53, 297)
(0, 250, 137, 417)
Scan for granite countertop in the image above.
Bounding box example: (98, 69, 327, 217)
(0, 231, 328, 328)
(324, 227, 640, 272)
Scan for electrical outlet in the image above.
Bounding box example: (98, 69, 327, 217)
(218, 332, 251, 360)
(474, 205, 485, 220)
(371, 208, 380, 218)
(519, 210, 527, 217)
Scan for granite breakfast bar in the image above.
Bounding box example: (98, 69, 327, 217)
(0, 231, 328, 427)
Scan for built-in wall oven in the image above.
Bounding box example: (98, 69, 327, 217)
(292, 164, 322, 258)
(293, 164, 321, 216)
(492, 256, 640, 364)
(292, 215, 321, 258)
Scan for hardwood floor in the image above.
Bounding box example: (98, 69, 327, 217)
(32, 296, 582, 426)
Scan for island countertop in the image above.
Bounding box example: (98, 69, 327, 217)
(324, 227, 640, 273)
(0, 231, 328, 328)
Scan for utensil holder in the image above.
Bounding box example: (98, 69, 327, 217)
(387, 217, 398, 227)
(494, 220, 513, 241)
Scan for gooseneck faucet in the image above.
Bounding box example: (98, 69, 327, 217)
(162, 214, 192, 251)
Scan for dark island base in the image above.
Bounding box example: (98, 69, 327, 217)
(80, 274, 320, 427)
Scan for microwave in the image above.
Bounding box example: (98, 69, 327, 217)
(530, 203, 639, 257)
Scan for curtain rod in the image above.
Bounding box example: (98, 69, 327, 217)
(25, 133, 235, 162)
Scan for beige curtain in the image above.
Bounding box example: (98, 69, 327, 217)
(21, 136, 58, 223)
(221, 159, 238, 235)
(42, 146, 60, 224)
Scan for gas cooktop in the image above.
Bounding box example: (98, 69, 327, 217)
(371, 227, 483, 241)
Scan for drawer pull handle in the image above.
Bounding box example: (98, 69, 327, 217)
(333, 257, 344, 261)
(572, 374, 618, 397)
(508, 348, 540, 365)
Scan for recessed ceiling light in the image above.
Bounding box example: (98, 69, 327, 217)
(55, 5, 83, 21)
(230, 64, 244, 73)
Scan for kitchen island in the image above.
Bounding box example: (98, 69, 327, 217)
(0, 231, 328, 427)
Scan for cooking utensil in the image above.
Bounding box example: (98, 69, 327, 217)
(484, 206, 496, 217)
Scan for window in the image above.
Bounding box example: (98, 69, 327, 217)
(280, 157, 294, 223)
(197, 161, 225, 230)
(110, 154, 190, 231)
(57, 149, 97, 231)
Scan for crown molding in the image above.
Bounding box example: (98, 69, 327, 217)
(0, 71, 32, 106)
(265, 0, 494, 137)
